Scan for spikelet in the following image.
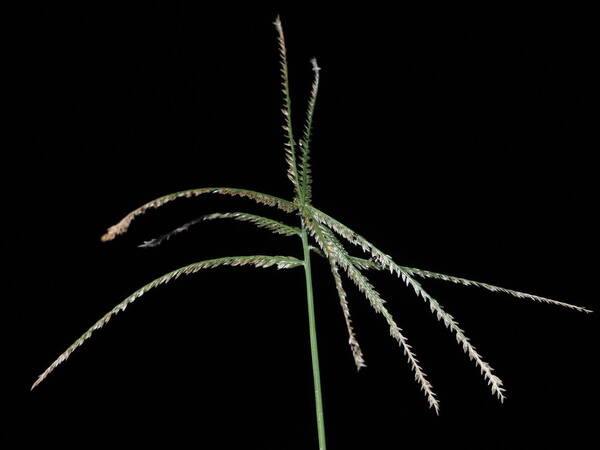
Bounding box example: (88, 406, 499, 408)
(101, 188, 296, 242)
(199, 212, 300, 236)
(400, 266, 591, 313)
(140, 212, 300, 248)
(329, 258, 366, 370)
(351, 256, 591, 313)
(309, 245, 325, 258)
(31, 255, 303, 390)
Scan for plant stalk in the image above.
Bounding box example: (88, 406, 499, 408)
(301, 226, 327, 449)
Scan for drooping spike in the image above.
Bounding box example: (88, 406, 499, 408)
(32, 255, 303, 390)
(303, 213, 440, 413)
(329, 260, 367, 370)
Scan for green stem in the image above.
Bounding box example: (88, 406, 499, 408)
(301, 226, 327, 449)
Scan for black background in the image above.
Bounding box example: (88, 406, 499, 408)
(8, 2, 598, 448)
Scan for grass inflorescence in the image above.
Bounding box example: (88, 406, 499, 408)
(33, 16, 591, 450)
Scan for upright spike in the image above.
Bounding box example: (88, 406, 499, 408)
(273, 16, 302, 201)
(299, 58, 321, 203)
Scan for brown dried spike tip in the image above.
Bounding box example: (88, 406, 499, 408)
(99, 187, 297, 241)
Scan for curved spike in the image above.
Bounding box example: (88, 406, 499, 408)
(31, 255, 303, 390)
(101, 188, 296, 242)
